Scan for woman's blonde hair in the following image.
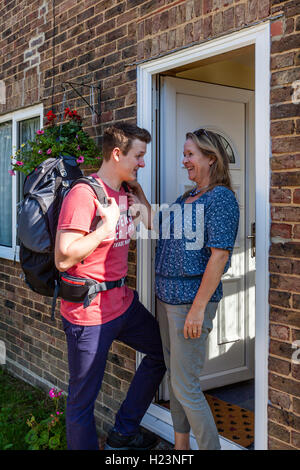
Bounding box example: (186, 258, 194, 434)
(183, 129, 235, 199)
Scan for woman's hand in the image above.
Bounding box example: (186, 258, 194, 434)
(124, 181, 153, 230)
(183, 307, 205, 339)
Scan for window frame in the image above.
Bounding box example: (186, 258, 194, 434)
(0, 104, 43, 261)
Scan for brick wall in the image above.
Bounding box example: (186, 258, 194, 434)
(0, 0, 299, 448)
(268, 0, 300, 450)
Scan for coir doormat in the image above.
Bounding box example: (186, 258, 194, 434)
(158, 395, 254, 448)
(204, 393, 254, 448)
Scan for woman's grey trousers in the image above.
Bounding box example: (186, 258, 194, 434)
(156, 298, 221, 450)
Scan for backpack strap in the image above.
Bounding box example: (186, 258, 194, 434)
(70, 176, 108, 206)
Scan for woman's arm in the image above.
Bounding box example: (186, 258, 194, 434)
(183, 247, 229, 339)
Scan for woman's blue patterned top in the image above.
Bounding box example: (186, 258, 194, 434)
(155, 185, 240, 304)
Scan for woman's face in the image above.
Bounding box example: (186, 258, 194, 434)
(182, 138, 214, 185)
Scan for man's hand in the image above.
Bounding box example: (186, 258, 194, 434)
(183, 308, 205, 339)
(94, 198, 120, 237)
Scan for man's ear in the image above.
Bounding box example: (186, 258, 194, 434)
(111, 147, 121, 162)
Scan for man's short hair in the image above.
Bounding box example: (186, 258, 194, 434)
(103, 122, 151, 161)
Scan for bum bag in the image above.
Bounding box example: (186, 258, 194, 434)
(51, 272, 126, 320)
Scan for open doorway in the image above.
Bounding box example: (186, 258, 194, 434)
(137, 24, 270, 450)
(155, 46, 255, 450)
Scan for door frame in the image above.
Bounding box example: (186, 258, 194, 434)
(136, 22, 270, 450)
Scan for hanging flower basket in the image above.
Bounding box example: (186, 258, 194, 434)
(9, 108, 102, 176)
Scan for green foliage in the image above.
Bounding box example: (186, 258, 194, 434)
(10, 108, 102, 176)
(0, 367, 67, 450)
(25, 411, 66, 450)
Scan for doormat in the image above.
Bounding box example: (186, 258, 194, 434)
(158, 395, 254, 448)
(204, 394, 254, 448)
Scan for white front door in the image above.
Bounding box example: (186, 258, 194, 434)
(159, 76, 255, 391)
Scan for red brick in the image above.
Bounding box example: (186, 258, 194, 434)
(271, 20, 284, 38)
(270, 323, 290, 341)
(293, 294, 300, 309)
(270, 273, 300, 292)
(258, 0, 270, 18)
(291, 363, 300, 380)
(271, 223, 292, 239)
(271, 52, 295, 70)
(270, 120, 294, 136)
(268, 421, 291, 443)
(291, 431, 300, 448)
(271, 206, 300, 222)
(203, 15, 212, 38)
(268, 436, 296, 450)
(293, 225, 300, 239)
(293, 189, 300, 203)
(203, 0, 212, 14)
(272, 137, 300, 153)
(269, 289, 291, 308)
(271, 154, 300, 170)
(293, 397, 300, 414)
(269, 357, 291, 379)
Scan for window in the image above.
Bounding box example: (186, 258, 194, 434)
(0, 105, 43, 260)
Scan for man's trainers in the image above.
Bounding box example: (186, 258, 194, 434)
(104, 429, 158, 450)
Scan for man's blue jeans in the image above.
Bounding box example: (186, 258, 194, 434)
(61, 291, 166, 450)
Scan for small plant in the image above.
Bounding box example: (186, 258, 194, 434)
(9, 108, 102, 176)
(25, 388, 67, 450)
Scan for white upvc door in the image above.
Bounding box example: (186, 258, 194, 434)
(159, 77, 255, 392)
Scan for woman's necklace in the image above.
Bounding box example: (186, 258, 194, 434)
(189, 185, 210, 197)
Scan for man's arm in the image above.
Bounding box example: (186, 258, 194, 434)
(55, 198, 120, 272)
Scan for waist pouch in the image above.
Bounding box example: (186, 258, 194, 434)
(59, 272, 126, 309)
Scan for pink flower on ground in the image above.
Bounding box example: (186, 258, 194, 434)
(47, 148, 52, 155)
(8, 170, 15, 176)
(76, 156, 84, 164)
(37, 130, 44, 135)
(38, 150, 43, 154)
(16, 161, 24, 166)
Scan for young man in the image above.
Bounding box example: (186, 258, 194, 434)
(55, 123, 166, 450)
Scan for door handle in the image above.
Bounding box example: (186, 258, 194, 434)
(247, 222, 255, 258)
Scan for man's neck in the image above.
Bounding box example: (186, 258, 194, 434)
(96, 164, 122, 191)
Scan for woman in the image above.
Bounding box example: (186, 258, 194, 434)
(127, 129, 239, 450)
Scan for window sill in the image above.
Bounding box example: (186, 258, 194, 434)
(0, 246, 20, 263)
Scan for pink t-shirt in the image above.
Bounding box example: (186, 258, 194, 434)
(57, 173, 135, 325)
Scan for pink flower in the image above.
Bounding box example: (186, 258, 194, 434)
(37, 130, 44, 135)
(38, 150, 43, 154)
(16, 161, 24, 166)
(47, 148, 52, 155)
(77, 145, 80, 150)
(76, 155, 84, 164)
(8, 170, 15, 176)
